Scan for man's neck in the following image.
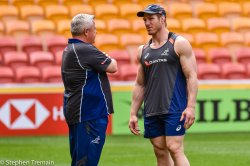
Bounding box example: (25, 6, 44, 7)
(151, 28, 169, 47)
(72, 36, 90, 44)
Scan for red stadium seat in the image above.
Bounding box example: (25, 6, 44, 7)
(236, 47, 250, 65)
(44, 35, 67, 55)
(55, 50, 63, 65)
(246, 64, 250, 78)
(29, 51, 54, 68)
(41, 65, 61, 82)
(0, 36, 17, 54)
(20, 36, 43, 55)
(208, 48, 232, 65)
(108, 49, 131, 66)
(198, 63, 221, 80)
(15, 66, 41, 83)
(193, 48, 207, 64)
(119, 64, 138, 81)
(0, 66, 15, 83)
(221, 63, 247, 79)
(3, 51, 28, 68)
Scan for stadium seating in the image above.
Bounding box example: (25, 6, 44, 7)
(108, 49, 131, 66)
(95, 19, 107, 34)
(0, 5, 18, 23)
(95, 34, 119, 52)
(198, 63, 221, 79)
(0, 0, 8, 5)
(95, 4, 119, 21)
(45, 5, 69, 23)
(243, 2, 250, 16)
(19, 5, 44, 22)
(0, 66, 15, 83)
(218, 2, 242, 18)
(3, 51, 28, 68)
(69, 5, 94, 17)
(5, 20, 30, 37)
(31, 20, 56, 36)
(119, 64, 138, 81)
(193, 48, 207, 64)
(107, 19, 131, 37)
(0, 36, 17, 55)
(245, 32, 250, 46)
(208, 48, 232, 65)
(182, 18, 206, 35)
(20, 35, 43, 55)
(55, 50, 63, 65)
(62, 0, 85, 7)
(132, 19, 147, 35)
(169, 2, 193, 19)
(207, 17, 231, 35)
(12, 0, 34, 8)
(15, 66, 41, 83)
(120, 33, 144, 49)
(0, 21, 4, 36)
(57, 19, 71, 37)
(44, 35, 67, 55)
(221, 63, 247, 79)
(37, 0, 59, 8)
(232, 17, 250, 34)
(29, 51, 54, 68)
(236, 47, 250, 65)
(41, 65, 61, 83)
(119, 3, 143, 21)
(220, 32, 244, 55)
(194, 2, 218, 20)
(167, 18, 182, 34)
(195, 32, 219, 51)
(111, 0, 135, 6)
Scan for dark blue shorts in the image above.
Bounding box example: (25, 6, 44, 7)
(68, 116, 108, 166)
(144, 113, 185, 138)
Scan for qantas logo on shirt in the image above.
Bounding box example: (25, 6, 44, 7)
(144, 58, 167, 66)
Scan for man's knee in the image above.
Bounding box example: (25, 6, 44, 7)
(166, 139, 183, 156)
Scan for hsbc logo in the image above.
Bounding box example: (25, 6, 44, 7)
(0, 99, 50, 129)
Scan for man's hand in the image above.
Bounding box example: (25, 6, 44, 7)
(129, 115, 140, 135)
(180, 106, 195, 129)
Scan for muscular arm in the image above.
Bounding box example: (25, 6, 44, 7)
(129, 45, 145, 135)
(175, 36, 198, 129)
(106, 58, 117, 73)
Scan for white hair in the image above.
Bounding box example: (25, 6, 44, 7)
(70, 14, 94, 36)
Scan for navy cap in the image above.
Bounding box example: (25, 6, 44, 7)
(137, 4, 166, 17)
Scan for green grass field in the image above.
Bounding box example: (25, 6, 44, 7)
(0, 133, 250, 166)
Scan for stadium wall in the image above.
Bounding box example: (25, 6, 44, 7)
(0, 81, 250, 136)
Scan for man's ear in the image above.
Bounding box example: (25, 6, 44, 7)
(83, 28, 88, 36)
